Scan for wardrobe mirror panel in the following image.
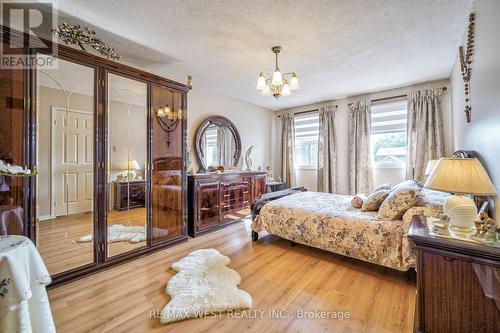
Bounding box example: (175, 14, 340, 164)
(35, 55, 95, 275)
(151, 83, 183, 244)
(107, 73, 148, 257)
(0, 42, 26, 236)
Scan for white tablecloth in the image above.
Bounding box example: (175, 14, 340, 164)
(0, 235, 55, 333)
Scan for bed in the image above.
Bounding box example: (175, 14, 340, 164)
(252, 190, 444, 271)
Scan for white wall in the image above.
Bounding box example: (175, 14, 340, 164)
(274, 79, 452, 194)
(449, 0, 500, 223)
(187, 82, 273, 172)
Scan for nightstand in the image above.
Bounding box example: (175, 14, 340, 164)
(265, 180, 286, 193)
(113, 180, 146, 211)
(408, 216, 500, 333)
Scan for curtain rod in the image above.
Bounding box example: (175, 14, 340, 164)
(277, 105, 338, 118)
(348, 86, 448, 107)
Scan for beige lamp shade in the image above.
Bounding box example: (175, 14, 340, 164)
(424, 159, 439, 176)
(127, 160, 141, 170)
(424, 158, 497, 195)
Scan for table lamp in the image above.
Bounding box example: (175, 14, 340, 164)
(424, 159, 439, 176)
(424, 158, 497, 230)
(126, 160, 141, 180)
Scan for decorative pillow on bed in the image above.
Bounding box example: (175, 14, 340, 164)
(417, 188, 450, 213)
(351, 193, 367, 209)
(378, 185, 421, 220)
(373, 183, 391, 192)
(392, 180, 422, 191)
(361, 189, 391, 211)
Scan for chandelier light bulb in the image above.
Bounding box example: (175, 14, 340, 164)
(281, 80, 291, 96)
(261, 84, 272, 96)
(257, 46, 298, 98)
(157, 107, 165, 117)
(290, 72, 300, 90)
(256, 72, 267, 90)
(271, 70, 283, 86)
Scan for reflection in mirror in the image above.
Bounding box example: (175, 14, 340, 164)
(195, 116, 241, 172)
(107, 73, 147, 257)
(36, 55, 95, 275)
(151, 84, 183, 244)
(0, 41, 25, 236)
(201, 125, 236, 168)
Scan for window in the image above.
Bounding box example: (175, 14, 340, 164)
(370, 99, 408, 169)
(294, 113, 319, 168)
(204, 126, 218, 167)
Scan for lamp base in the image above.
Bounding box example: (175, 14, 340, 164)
(444, 194, 477, 230)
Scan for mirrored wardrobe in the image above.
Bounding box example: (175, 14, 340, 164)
(0, 33, 189, 284)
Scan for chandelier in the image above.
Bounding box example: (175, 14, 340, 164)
(155, 90, 183, 147)
(256, 46, 300, 99)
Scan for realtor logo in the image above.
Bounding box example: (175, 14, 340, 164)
(1, 0, 58, 68)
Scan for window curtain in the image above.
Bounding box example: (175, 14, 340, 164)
(406, 89, 445, 182)
(217, 127, 235, 166)
(348, 101, 373, 194)
(317, 105, 337, 193)
(280, 113, 296, 188)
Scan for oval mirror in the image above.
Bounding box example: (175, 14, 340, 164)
(194, 116, 241, 172)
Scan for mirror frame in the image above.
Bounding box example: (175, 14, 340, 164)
(194, 115, 242, 172)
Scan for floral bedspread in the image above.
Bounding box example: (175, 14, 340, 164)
(252, 191, 441, 271)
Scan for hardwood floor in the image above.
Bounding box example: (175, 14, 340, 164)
(38, 208, 147, 275)
(48, 220, 416, 333)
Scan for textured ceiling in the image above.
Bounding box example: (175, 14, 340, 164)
(56, 0, 474, 110)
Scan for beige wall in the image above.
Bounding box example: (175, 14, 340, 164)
(274, 79, 452, 193)
(187, 82, 273, 172)
(450, 0, 500, 222)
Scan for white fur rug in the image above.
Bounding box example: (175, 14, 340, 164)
(77, 225, 170, 244)
(160, 248, 252, 324)
(78, 224, 146, 243)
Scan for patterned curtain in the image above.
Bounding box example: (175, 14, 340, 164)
(280, 113, 296, 188)
(317, 105, 337, 193)
(406, 89, 445, 182)
(348, 101, 373, 194)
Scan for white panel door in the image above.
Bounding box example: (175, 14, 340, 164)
(53, 109, 94, 216)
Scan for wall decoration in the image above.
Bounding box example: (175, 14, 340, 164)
(458, 12, 475, 123)
(54, 23, 121, 60)
(245, 145, 254, 171)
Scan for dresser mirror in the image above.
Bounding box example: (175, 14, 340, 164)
(194, 116, 242, 172)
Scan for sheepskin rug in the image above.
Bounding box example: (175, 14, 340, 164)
(78, 225, 169, 243)
(78, 224, 146, 243)
(160, 248, 252, 324)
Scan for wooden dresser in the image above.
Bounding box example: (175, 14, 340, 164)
(188, 171, 266, 237)
(113, 180, 146, 210)
(409, 216, 500, 333)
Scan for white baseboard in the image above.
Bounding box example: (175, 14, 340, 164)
(38, 215, 54, 221)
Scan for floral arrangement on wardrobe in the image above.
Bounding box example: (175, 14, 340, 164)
(0, 159, 37, 177)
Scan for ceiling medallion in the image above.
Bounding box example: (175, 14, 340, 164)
(256, 46, 299, 99)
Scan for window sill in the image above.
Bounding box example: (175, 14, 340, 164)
(295, 166, 318, 171)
